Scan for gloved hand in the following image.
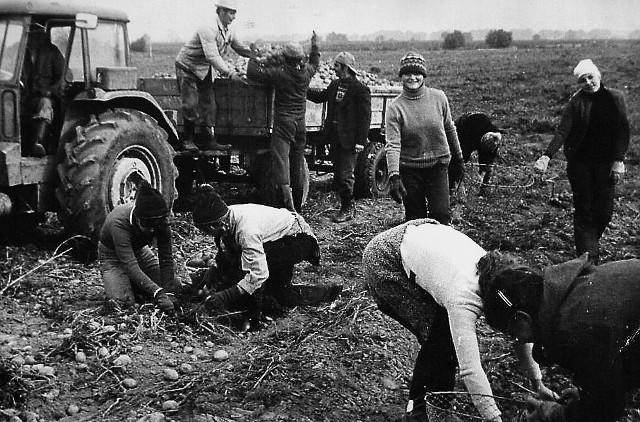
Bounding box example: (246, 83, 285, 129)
(449, 156, 465, 187)
(558, 387, 580, 405)
(205, 285, 246, 313)
(389, 174, 407, 204)
(524, 397, 566, 422)
(534, 155, 550, 174)
(230, 72, 248, 85)
(154, 289, 175, 314)
(165, 293, 182, 312)
(611, 160, 625, 184)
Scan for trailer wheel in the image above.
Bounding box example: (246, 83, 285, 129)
(56, 108, 177, 245)
(354, 141, 389, 198)
(253, 152, 309, 208)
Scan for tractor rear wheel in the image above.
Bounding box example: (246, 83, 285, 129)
(56, 108, 177, 244)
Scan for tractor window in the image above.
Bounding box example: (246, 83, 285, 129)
(88, 22, 127, 69)
(0, 20, 24, 81)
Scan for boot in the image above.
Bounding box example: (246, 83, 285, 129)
(180, 119, 199, 152)
(24, 119, 47, 158)
(279, 184, 296, 212)
(332, 195, 355, 223)
(202, 127, 231, 151)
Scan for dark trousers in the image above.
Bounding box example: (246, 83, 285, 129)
(331, 143, 357, 201)
(567, 160, 615, 263)
(271, 115, 307, 210)
(400, 164, 452, 224)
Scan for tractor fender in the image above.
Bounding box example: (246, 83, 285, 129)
(61, 89, 178, 146)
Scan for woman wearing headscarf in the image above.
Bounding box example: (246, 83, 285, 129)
(533, 59, 630, 264)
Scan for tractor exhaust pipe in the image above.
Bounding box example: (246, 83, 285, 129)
(0, 193, 12, 216)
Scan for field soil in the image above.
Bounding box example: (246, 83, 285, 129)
(1, 40, 640, 422)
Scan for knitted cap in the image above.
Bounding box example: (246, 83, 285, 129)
(134, 182, 169, 220)
(334, 52, 357, 74)
(573, 59, 600, 79)
(399, 52, 427, 77)
(282, 43, 305, 61)
(192, 184, 229, 226)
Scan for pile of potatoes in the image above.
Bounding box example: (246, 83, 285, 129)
(225, 51, 397, 88)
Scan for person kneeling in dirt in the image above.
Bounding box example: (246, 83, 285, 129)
(480, 253, 640, 422)
(98, 181, 181, 314)
(191, 184, 342, 324)
(362, 220, 556, 422)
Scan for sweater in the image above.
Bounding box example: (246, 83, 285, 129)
(400, 224, 541, 420)
(99, 203, 174, 296)
(175, 15, 251, 80)
(385, 85, 462, 176)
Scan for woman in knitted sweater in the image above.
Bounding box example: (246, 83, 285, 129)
(385, 52, 465, 224)
(362, 220, 556, 421)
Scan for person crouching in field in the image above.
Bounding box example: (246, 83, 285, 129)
(362, 220, 556, 422)
(480, 253, 640, 422)
(385, 52, 464, 224)
(533, 59, 630, 264)
(451, 111, 502, 192)
(98, 181, 181, 314)
(191, 185, 342, 327)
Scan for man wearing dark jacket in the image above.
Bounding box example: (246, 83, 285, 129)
(246, 33, 320, 212)
(480, 253, 640, 422)
(308, 52, 371, 222)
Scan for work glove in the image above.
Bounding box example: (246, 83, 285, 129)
(557, 387, 580, 405)
(449, 156, 465, 187)
(533, 155, 550, 174)
(611, 160, 625, 184)
(229, 72, 248, 85)
(205, 285, 246, 313)
(165, 293, 182, 312)
(154, 289, 175, 314)
(524, 397, 566, 422)
(389, 174, 407, 204)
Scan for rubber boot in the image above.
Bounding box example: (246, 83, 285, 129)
(332, 193, 355, 223)
(180, 119, 199, 152)
(24, 119, 47, 158)
(202, 127, 231, 151)
(279, 184, 296, 212)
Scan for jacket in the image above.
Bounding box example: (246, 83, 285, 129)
(246, 45, 320, 120)
(534, 255, 640, 422)
(307, 77, 371, 150)
(175, 16, 251, 80)
(22, 41, 65, 97)
(544, 85, 630, 162)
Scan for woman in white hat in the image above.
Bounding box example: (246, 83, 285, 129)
(533, 59, 630, 264)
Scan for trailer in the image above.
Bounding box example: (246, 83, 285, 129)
(137, 77, 401, 202)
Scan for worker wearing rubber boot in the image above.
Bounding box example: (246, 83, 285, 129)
(175, 0, 252, 152)
(308, 52, 371, 222)
(191, 185, 342, 327)
(21, 24, 65, 157)
(247, 33, 320, 212)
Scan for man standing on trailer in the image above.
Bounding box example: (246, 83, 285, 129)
(175, 0, 252, 152)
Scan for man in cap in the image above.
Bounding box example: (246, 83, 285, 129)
(191, 185, 341, 324)
(308, 52, 372, 222)
(175, 0, 253, 152)
(246, 33, 320, 212)
(98, 181, 181, 313)
(20, 23, 65, 157)
(533, 58, 630, 264)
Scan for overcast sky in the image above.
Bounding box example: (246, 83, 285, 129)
(111, 0, 640, 41)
